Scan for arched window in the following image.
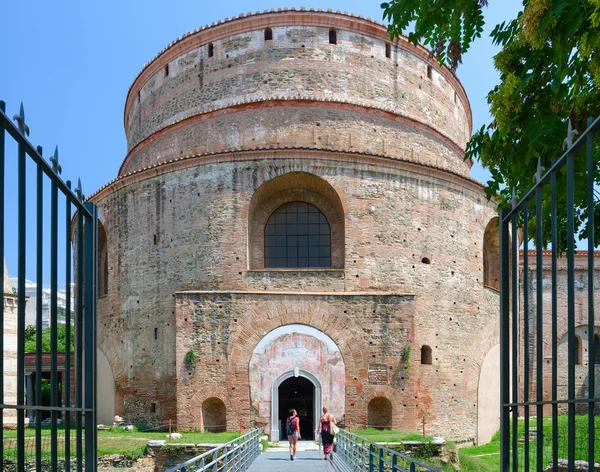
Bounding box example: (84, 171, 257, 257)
(264, 28, 273, 41)
(367, 397, 392, 430)
(483, 217, 500, 291)
(421, 345, 432, 365)
(208, 42, 214, 57)
(594, 334, 600, 365)
(98, 220, 108, 297)
(202, 397, 226, 432)
(574, 335, 582, 365)
(264, 202, 330, 268)
(329, 28, 337, 44)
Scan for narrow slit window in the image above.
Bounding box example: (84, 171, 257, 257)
(427, 65, 432, 79)
(164, 64, 169, 77)
(329, 28, 337, 45)
(265, 28, 273, 41)
(154, 328, 158, 340)
(385, 43, 391, 58)
(421, 345, 432, 365)
(208, 42, 214, 57)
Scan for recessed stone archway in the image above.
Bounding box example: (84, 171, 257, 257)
(248, 324, 345, 440)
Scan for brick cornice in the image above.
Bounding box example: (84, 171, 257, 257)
(119, 99, 471, 177)
(89, 148, 489, 204)
(123, 8, 471, 131)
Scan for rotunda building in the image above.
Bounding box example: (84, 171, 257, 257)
(90, 8, 501, 443)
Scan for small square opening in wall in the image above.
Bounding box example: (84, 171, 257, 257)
(427, 65, 432, 79)
(329, 28, 337, 45)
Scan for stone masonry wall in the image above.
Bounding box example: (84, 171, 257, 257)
(93, 155, 498, 441)
(122, 11, 470, 176)
(521, 252, 600, 415)
(174, 292, 414, 433)
(120, 104, 469, 178)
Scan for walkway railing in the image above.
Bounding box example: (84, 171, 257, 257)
(334, 430, 444, 472)
(165, 429, 261, 472)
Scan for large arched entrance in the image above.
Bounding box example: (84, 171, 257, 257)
(278, 376, 315, 441)
(271, 369, 322, 441)
(249, 324, 345, 441)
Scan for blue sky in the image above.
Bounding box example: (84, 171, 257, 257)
(1, 0, 522, 280)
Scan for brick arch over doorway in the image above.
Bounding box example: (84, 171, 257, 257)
(226, 303, 370, 429)
(248, 325, 345, 439)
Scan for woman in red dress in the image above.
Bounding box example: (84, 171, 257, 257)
(319, 406, 336, 460)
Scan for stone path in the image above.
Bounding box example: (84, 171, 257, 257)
(247, 441, 337, 472)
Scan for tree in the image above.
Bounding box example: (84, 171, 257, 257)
(381, 0, 600, 248)
(24, 324, 75, 353)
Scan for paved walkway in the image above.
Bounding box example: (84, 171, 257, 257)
(247, 441, 336, 472)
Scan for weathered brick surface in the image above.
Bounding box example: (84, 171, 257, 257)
(121, 11, 470, 177)
(91, 10, 499, 443)
(520, 251, 600, 415)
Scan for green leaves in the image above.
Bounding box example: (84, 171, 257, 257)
(382, 0, 487, 70)
(382, 0, 600, 249)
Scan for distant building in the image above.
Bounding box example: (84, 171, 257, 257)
(9, 277, 74, 328)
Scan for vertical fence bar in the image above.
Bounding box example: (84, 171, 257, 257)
(535, 177, 544, 471)
(586, 118, 595, 471)
(65, 181, 73, 469)
(50, 151, 59, 472)
(0, 100, 5, 468)
(76, 208, 84, 471)
(511, 211, 519, 470)
(500, 208, 510, 472)
(566, 152, 575, 472)
(550, 158, 558, 472)
(523, 203, 530, 472)
(84, 202, 98, 470)
(16, 115, 27, 470)
(35, 148, 44, 470)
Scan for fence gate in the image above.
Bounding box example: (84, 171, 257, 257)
(500, 116, 600, 471)
(0, 101, 97, 470)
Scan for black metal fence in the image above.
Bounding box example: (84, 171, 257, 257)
(500, 116, 600, 471)
(0, 101, 97, 470)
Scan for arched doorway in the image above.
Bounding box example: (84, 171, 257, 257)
(278, 376, 315, 441)
(271, 370, 322, 441)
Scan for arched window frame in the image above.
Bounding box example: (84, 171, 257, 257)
(248, 172, 345, 270)
(574, 335, 582, 365)
(264, 27, 273, 41)
(264, 202, 331, 269)
(98, 220, 108, 297)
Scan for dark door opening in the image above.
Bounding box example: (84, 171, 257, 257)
(278, 376, 315, 440)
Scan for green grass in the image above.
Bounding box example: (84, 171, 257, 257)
(351, 427, 436, 443)
(2, 426, 240, 461)
(352, 415, 600, 471)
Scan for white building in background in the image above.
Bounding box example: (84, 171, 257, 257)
(9, 277, 74, 328)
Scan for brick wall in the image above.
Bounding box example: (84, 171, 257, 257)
(91, 10, 498, 443)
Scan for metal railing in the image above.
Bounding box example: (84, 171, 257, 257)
(165, 429, 261, 472)
(334, 430, 444, 472)
(0, 101, 98, 471)
(499, 116, 599, 471)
